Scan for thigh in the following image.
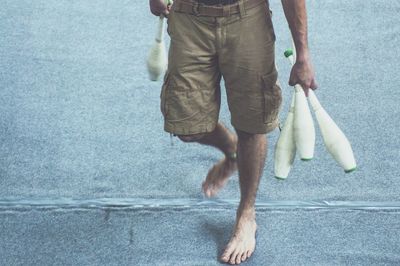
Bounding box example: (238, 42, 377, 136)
(221, 1, 276, 75)
(220, 3, 282, 134)
(160, 8, 222, 135)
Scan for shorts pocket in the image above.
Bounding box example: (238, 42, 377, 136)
(262, 70, 282, 124)
(166, 86, 202, 122)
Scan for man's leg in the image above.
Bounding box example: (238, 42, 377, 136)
(220, 129, 267, 264)
(177, 122, 238, 197)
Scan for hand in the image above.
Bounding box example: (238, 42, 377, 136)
(149, 0, 171, 17)
(289, 57, 318, 97)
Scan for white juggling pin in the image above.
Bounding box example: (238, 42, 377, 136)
(284, 49, 356, 173)
(274, 94, 296, 179)
(284, 50, 315, 161)
(308, 90, 357, 173)
(147, 1, 172, 81)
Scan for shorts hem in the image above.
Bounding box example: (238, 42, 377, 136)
(231, 119, 279, 134)
(164, 122, 217, 135)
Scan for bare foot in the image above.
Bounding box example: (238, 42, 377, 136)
(220, 210, 257, 265)
(202, 134, 238, 198)
(202, 157, 237, 197)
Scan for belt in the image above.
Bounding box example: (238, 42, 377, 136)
(196, 0, 238, 5)
(173, 0, 267, 17)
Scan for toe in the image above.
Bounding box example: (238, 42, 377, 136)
(201, 182, 207, 193)
(220, 255, 229, 263)
(210, 186, 218, 197)
(221, 245, 234, 263)
(202, 183, 212, 198)
(229, 250, 239, 264)
(236, 251, 243, 264)
(206, 188, 212, 198)
(241, 252, 247, 262)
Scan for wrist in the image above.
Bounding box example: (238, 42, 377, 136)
(295, 50, 310, 63)
(293, 41, 310, 62)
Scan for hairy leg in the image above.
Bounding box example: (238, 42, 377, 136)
(177, 122, 238, 197)
(220, 129, 267, 264)
(178, 122, 237, 158)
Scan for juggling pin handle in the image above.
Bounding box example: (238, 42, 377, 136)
(155, 0, 173, 42)
(155, 15, 165, 43)
(289, 90, 295, 110)
(307, 90, 323, 111)
(284, 49, 308, 95)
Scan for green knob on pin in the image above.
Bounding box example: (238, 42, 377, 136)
(284, 49, 293, 58)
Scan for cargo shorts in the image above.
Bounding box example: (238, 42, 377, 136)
(160, 0, 282, 135)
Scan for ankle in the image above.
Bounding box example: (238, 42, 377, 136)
(235, 210, 257, 231)
(236, 204, 256, 219)
(224, 136, 238, 160)
(225, 151, 237, 161)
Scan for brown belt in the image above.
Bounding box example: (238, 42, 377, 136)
(172, 0, 267, 17)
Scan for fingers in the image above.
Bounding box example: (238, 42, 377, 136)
(303, 87, 309, 97)
(303, 78, 318, 96)
(150, 8, 169, 17)
(149, 0, 170, 17)
(310, 78, 318, 90)
(288, 75, 296, 87)
(161, 8, 170, 17)
(288, 59, 317, 97)
(288, 75, 309, 96)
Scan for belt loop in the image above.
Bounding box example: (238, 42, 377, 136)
(222, 5, 230, 16)
(192, 1, 200, 16)
(238, 0, 246, 17)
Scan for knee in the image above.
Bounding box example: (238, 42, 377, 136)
(235, 128, 265, 140)
(177, 133, 206, 143)
(235, 128, 254, 139)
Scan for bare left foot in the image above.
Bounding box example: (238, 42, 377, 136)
(202, 133, 238, 197)
(220, 209, 257, 264)
(202, 157, 237, 197)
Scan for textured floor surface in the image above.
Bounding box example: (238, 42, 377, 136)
(0, 0, 399, 265)
(1, 207, 400, 266)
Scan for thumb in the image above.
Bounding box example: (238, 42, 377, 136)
(288, 77, 296, 87)
(303, 87, 309, 97)
(161, 10, 169, 17)
(310, 78, 318, 90)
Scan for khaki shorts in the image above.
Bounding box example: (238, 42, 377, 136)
(160, 0, 282, 135)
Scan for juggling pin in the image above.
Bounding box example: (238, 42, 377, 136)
(308, 90, 357, 173)
(274, 94, 296, 179)
(284, 49, 315, 161)
(147, 1, 172, 81)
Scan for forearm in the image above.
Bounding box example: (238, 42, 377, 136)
(281, 0, 309, 61)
